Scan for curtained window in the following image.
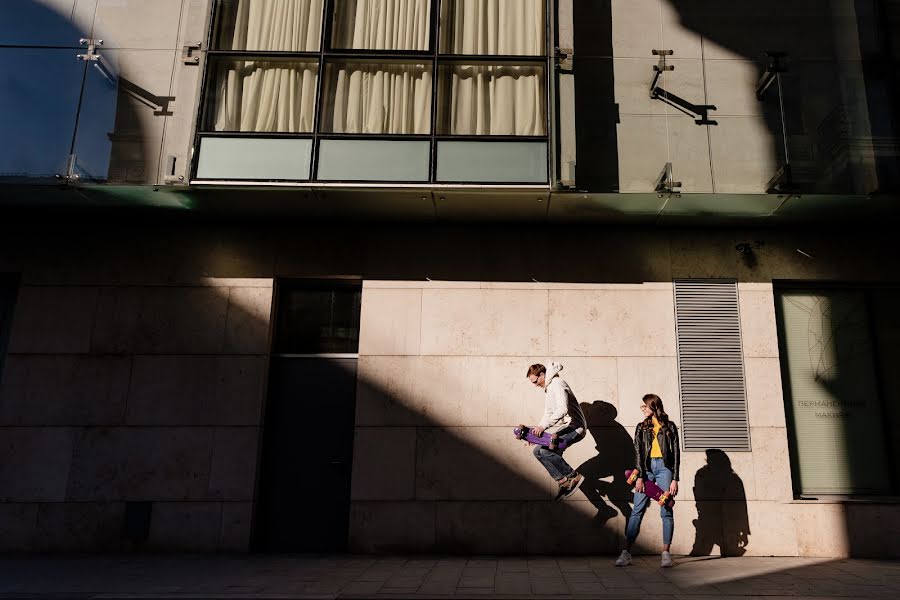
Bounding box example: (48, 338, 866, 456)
(200, 0, 548, 180)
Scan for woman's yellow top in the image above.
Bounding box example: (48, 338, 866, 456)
(650, 417, 663, 458)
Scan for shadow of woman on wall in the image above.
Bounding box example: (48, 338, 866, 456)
(577, 401, 635, 529)
(691, 449, 751, 556)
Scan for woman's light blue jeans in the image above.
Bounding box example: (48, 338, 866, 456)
(625, 457, 674, 546)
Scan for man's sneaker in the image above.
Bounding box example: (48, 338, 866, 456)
(661, 551, 674, 568)
(553, 482, 568, 502)
(615, 550, 632, 567)
(563, 472, 585, 498)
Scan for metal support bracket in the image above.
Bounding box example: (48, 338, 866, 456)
(76, 38, 103, 61)
(765, 164, 796, 194)
(649, 49, 717, 125)
(655, 162, 681, 194)
(555, 47, 574, 73)
(182, 42, 202, 65)
(756, 51, 788, 100)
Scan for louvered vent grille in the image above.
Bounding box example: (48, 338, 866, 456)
(674, 280, 751, 451)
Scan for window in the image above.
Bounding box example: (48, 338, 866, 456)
(195, 0, 549, 183)
(775, 286, 900, 496)
(273, 282, 362, 354)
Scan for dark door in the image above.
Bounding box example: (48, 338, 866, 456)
(253, 281, 361, 552)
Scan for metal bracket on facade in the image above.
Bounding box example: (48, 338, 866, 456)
(182, 42, 203, 65)
(163, 155, 185, 184)
(555, 47, 574, 73)
(649, 50, 717, 125)
(655, 162, 681, 194)
(765, 164, 796, 194)
(55, 154, 80, 183)
(76, 38, 103, 61)
(756, 51, 788, 100)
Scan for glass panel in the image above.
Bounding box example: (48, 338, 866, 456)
(440, 0, 545, 55)
(0, 48, 85, 182)
(777, 290, 890, 495)
(0, 0, 86, 47)
(437, 63, 546, 135)
(275, 286, 362, 354)
(436, 140, 546, 182)
(215, 0, 324, 51)
(195, 137, 312, 180)
(871, 291, 900, 491)
(332, 0, 431, 50)
(320, 61, 432, 134)
(204, 58, 318, 133)
(70, 51, 121, 182)
(317, 139, 429, 181)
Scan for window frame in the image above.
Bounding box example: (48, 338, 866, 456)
(192, 0, 552, 185)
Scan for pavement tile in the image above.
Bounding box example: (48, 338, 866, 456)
(530, 577, 568, 595)
(498, 559, 530, 573)
(494, 572, 533, 594)
(341, 580, 384, 595)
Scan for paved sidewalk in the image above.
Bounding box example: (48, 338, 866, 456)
(1, 555, 899, 599)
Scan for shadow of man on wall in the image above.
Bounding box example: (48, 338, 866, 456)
(691, 449, 751, 556)
(577, 401, 635, 530)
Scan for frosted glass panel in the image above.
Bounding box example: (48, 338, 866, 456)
(317, 139, 429, 181)
(436, 141, 547, 182)
(196, 137, 312, 180)
(777, 290, 890, 495)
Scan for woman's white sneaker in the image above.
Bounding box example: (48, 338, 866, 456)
(661, 551, 674, 568)
(615, 550, 632, 566)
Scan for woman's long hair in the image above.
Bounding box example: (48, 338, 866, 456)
(640, 393, 671, 432)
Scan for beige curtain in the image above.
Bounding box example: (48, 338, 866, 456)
(448, 65, 545, 135)
(214, 0, 322, 132)
(442, 0, 544, 55)
(443, 0, 545, 135)
(333, 0, 431, 50)
(331, 63, 432, 133)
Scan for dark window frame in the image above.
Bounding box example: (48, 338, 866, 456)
(271, 279, 363, 355)
(193, 0, 552, 184)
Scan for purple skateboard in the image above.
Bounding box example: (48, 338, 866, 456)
(626, 469, 675, 508)
(513, 425, 569, 450)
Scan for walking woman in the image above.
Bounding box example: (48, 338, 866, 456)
(616, 393, 681, 568)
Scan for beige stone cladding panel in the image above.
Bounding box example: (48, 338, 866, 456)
(709, 117, 779, 193)
(614, 58, 705, 117)
(147, 502, 222, 552)
(669, 230, 742, 280)
(703, 59, 767, 118)
(526, 500, 622, 554)
(359, 287, 422, 355)
(484, 355, 552, 427)
(7, 286, 98, 354)
(616, 116, 714, 193)
(744, 357, 786, 428)
(349, 502, 436, 553)
(549, 288, 676, 357)
(749, 427, 792, 502)
(792, 503, 850, 558)
(435, 502, 527, 554)
(845, 504, 900, 558)
(66, 427, 214, 501)
(126, 355, 265, 426)
(33, 502, 125, 552)
(91, 286, 231, 354)
(0, 504, 38, 551)
(415, 427, 553, 501)
(610, 0, 701, 59)
(616, 356, 680, 426)
(357, 356, 491, 427)
(0, 428, 75, 502)
(223, 286, 273, 354)
(91, 0, 184, 49)
(739, 284, 779, 358)
(208, 428, 259, 501)
(351, 427, 416, 501)
(420, 288, 548, 356)
(220, 502, 253, 552)
(0, 355, 131, 425)
(730, 501, 799, 557)
(678, 450, 756, 503)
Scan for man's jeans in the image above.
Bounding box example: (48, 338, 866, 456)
(532, 427, 583, 480)
(625, 457, 675, 545)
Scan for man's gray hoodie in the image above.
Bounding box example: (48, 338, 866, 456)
(538, 362, 587, 435)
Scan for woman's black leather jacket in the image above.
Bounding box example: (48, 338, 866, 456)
(632, 420, 681, 481)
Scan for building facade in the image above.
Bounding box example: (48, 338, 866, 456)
(1, 0, 899, 557)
